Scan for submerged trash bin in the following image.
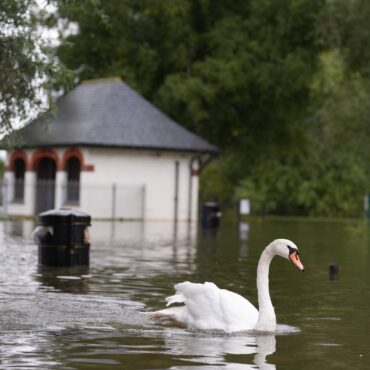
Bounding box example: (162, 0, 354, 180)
(34, 208, 91, 267)
(201, 202, 221, 229)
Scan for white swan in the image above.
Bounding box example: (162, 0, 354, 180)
(151, 239, 304, 333)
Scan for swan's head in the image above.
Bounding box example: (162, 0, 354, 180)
(269, 239, 304, 271)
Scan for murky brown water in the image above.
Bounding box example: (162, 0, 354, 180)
(0, 216, 369, 369)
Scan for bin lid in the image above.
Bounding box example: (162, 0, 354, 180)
(202, 202, 220, 208)
(38, 208, 91, 225)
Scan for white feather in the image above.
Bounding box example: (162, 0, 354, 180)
(150, 239, 303, 333)
(156, 281, 258, 333)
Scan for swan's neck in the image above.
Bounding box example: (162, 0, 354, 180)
(255, 247, 276, 332)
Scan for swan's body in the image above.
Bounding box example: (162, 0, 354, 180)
(151, 239, 304, 333)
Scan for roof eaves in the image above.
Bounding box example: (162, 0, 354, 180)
(1, 141, 220, 154)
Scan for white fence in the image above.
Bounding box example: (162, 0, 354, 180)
(0, 179, 146, 220)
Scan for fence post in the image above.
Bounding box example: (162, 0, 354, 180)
(3, 178, 8, 215)
(141, 185, 146, 221)
(111, 183, 117, 220)
(174, 161, 179, 224)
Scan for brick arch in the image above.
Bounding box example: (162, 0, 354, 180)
(30, 149, 61, 171)
(6, 150, 29, 171)
(61, 148, 83, 170)
(62, 148, 94, 171)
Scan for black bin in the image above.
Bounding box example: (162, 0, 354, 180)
(201, 202, 221, 229)
(36, 208, 91, 267)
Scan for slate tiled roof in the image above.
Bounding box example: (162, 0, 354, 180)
(2, 78, 219, 154)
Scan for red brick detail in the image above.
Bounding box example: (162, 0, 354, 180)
(83, 164, 95, 172)
(61, 148, 94, 172)
(5, 150, 29, 171)
(30, 149, 60, 171)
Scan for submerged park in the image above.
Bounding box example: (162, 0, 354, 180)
(1, 216, 369, 369)
(1, 0, 370, 369)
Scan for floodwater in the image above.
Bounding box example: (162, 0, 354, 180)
(0, 216, 369, 369)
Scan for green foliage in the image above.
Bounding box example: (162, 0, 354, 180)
(55, 0, 323, 152)
(235, 150, 368, 217)
(200, 153, 241, 206)
(235, 48, 370, 217)
(0, 158, 4, 178)
(317, 0, 370, 78)
(0, 0, 69, 133)
(53, 0, 370, 218)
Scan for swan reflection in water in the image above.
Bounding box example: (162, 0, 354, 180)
(162, 330, 276, 369)
(254, 335, 276, 370)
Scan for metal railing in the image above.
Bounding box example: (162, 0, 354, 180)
(0, 179, 145, 220)
(36, 180, 56, 213)
(65, 180, 80, 205)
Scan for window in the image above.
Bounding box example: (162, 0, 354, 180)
(66, 157, 80, 203)
(13, 158, 25, 202)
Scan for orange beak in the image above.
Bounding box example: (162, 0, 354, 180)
(289, 251, 304, 271)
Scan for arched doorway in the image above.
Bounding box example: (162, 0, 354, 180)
(36, 157, 56, 213)
(65, 156, 80, 204)
(13, 158, 26, 202)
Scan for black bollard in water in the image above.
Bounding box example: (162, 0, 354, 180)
(329, 264, 339, 280)
(201, 202, 221, 229)
(33, 208, 91, 267)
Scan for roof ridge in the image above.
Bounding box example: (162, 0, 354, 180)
(81, 77, 122, 85)
(0, 79, 219, 154)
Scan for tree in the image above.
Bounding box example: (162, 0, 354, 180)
(235, 49, 370, 217)
(54, 0, 370, 217)
(55, 0, 323, 152)
(0, 0, 67, 135)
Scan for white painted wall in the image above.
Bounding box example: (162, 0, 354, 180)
(4, 147, 200, 222)
(4, 155, 36, 216)
(82, 148, 198, 221)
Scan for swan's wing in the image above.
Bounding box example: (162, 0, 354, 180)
(218, 288, 259, 331)
(165, 293, 186, 306)
(156, 281, 258, 332)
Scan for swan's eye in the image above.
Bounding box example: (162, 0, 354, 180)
(287, 245, 299, 256)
